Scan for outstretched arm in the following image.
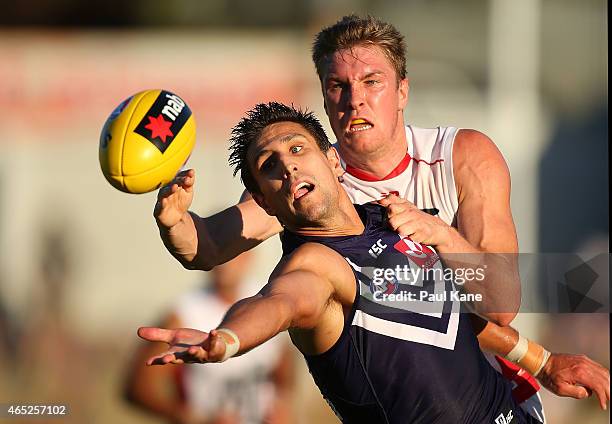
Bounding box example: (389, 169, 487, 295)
(138, 243, 353, 364)
(155, 169, 282, 271)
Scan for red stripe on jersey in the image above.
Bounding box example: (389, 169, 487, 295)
(495, 356, 541, 404)
(412, 157, 445, 166)
(345, 152, 412, 181)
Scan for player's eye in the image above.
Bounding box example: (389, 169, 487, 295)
(290, 145, 303, 154)
(260, 157, 275, 171)
(365, 79, 379, 86)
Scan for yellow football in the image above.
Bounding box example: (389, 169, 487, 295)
(99, 89, 196, 194)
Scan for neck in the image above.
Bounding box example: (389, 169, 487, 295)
(290, 189, 365, 237)
(339, 118, 408, 178)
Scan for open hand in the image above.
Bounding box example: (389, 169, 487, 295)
(137, 327, 228, 365)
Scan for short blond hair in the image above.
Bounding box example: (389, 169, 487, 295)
(312, 15, 407, 83)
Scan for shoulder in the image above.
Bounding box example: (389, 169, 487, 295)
(452, 129, 511, 200)
(272, 241, 356, 303)
(274, 242, 350, 277)
(453, 129, 509, 170)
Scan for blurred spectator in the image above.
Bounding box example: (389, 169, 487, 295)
(124, 251, 294, 424)
(15, 224, 94, 422)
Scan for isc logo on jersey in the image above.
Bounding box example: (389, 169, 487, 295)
(368, 239, 388, 258)
(494, 409, 514, 424)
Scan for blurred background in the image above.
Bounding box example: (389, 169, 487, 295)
(0, 0, 608, 423)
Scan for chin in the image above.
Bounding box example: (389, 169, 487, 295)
(294, 203, 331, 226)
(344, 135, 382, 154)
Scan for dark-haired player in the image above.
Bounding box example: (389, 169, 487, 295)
(141, 103, 538, 423)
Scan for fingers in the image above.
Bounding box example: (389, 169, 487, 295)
(385, 202, 416, 218)
(197, 330, 227, 362)
(147, 352, 183, 366)
(176, 169, 195, 191)
(387, 214, 426, 242)
(147, 347, 208, 366)
(208, 330, 228, 361)
(568, 355, 610, 410)
(586, 370, 609, 411)
(378, 193, 412, 206)
(137, 327, 176, 344)
(573, 358, 610, 410)
(556, 382, 590, 400)
(140, 327, 216, 366)
(386, 203, 414, 228)
(593, 384, 609, 410)
(156, 169, 195, 200)
(174, 168, 195, 183)
(379, 195, 426, 239)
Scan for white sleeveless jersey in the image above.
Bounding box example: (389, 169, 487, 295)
(338, 125, 459, 226)
(338, 125, 545, 423)
(174, 285, 284, 424)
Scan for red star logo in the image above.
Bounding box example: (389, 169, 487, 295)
(144, 114, 173, 143)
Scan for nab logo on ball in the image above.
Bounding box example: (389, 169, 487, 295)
(134, 91, 192, 153)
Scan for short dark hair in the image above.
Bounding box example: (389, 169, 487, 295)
(229, 102, 331, 194)
(312, 14, 407, 83)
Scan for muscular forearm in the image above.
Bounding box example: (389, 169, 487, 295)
(157, 210, 202, 268)
(471, 315, 519, 355)
(158, 202, 280, 271)
(436, 228, 520, 325)
(472, 315, 554, 379)
(217, 294, 295, 355)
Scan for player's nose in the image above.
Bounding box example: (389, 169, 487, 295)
(279, 155, 298, 179)
(347, 84, 365, 110)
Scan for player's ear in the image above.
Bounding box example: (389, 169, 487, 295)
(251, 191, 277, 217)
(326, 147, 343, 178)
(398, 77, 409, 110)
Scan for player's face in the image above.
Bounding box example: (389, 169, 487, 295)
(247, 122, 343, 229)
(321, 45, 409, 158)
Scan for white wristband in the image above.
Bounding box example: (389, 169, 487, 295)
(505, 335, 529, 363)
(216, 328, 240, 362)
(534, 349, 551, 377)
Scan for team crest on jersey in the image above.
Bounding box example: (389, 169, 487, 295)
(369, 274, 399, 296)
(134, 90, 192, 153)
(393, 237, 439, 269)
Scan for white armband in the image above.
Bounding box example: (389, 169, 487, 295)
(504, 335, 529, 363)
(216, 328, 240, 362)
(505, 335, 551, 377)
(533, 349, 551, 377)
